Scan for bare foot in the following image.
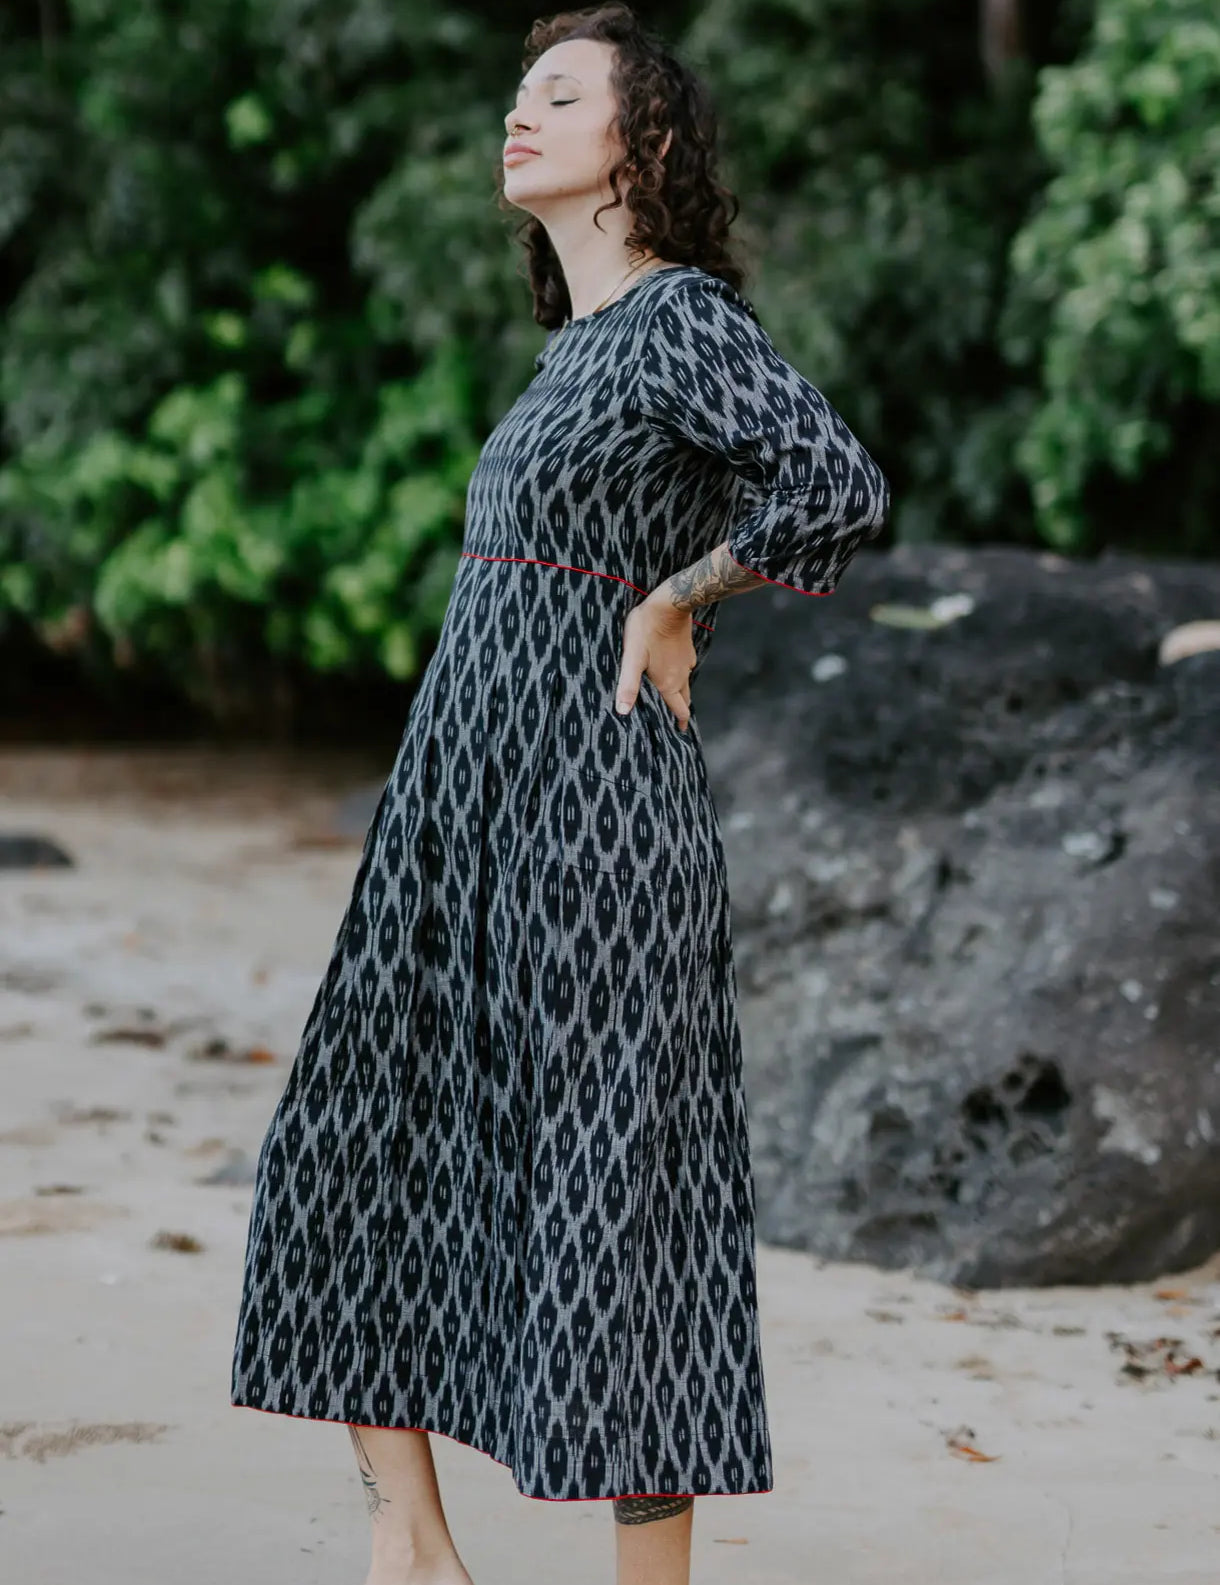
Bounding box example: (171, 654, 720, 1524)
(363, 1564, 474, 1585)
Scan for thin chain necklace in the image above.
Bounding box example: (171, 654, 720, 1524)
(551, 255, 668, 348)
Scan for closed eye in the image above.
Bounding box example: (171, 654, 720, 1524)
(507, 99, 576, 115)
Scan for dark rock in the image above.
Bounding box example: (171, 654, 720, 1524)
(0, 834, 73, 869)
(696, 545, 1220, 1287)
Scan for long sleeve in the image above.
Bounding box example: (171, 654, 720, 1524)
(637, 274, 890, 596)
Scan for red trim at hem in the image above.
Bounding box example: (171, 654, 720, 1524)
(231, 1399, 772, 1504)
(725, 549, 834, 597)
(459, 552, 717, 634)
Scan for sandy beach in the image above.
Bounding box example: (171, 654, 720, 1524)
(2, 748, 1218, 1585)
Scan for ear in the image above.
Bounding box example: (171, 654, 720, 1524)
(659, 128, 673, 160)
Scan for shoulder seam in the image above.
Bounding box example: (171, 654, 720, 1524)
(649, 270, 762, 324)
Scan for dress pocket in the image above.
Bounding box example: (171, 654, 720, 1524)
(532, 765, 673, 887)
(586, 690, 655, 786)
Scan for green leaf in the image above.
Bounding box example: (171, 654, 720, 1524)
(225, 94, 274, 150)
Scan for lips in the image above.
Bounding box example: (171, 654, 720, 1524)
(503, 143, 541, 163)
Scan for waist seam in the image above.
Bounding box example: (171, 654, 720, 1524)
(459, 552, 716, 634)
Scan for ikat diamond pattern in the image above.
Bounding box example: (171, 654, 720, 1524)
(230, 264, 890, 1500)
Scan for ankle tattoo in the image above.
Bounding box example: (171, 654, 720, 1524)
(348, 1424, 391, 1519)
(613, 1494, 695, 1526)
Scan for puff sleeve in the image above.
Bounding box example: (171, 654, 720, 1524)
(637, 275, 890, 596)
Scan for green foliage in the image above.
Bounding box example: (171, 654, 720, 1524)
(0, 0, 1215, 723)
(679, 0, 1089, 546)
(0, 0, 509, 717)
(0, 348, 477, 714)
(1003, 0, 1220, 552)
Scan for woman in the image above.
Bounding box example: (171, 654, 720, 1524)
(230, 5, 890, 1584)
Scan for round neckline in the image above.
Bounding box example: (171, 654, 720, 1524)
(563, 261, 694, 330)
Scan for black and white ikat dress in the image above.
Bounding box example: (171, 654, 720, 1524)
(230, 263, 890, 1501)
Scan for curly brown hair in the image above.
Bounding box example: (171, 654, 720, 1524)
(495, 3, 747, 330)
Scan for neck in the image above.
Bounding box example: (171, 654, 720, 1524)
(541, 205, 662, 320)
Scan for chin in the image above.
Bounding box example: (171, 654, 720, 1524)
(503, 176, 561, 209)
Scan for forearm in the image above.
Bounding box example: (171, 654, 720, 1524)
(657, 540, 767, 615)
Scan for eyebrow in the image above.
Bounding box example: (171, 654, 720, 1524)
(517, 72, 582, 92)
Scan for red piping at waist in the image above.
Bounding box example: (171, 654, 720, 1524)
(460, 551, 717, 634)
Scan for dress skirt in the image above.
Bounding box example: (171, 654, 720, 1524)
(230, 557, 773, 1500)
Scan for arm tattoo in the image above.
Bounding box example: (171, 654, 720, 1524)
(666, 541, 766, 614)
(348, 1425, 391, 1519)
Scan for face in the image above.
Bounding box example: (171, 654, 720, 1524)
(502, 38, 628, 213)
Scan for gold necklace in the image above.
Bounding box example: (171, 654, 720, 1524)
(552, 255, 666, 345)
